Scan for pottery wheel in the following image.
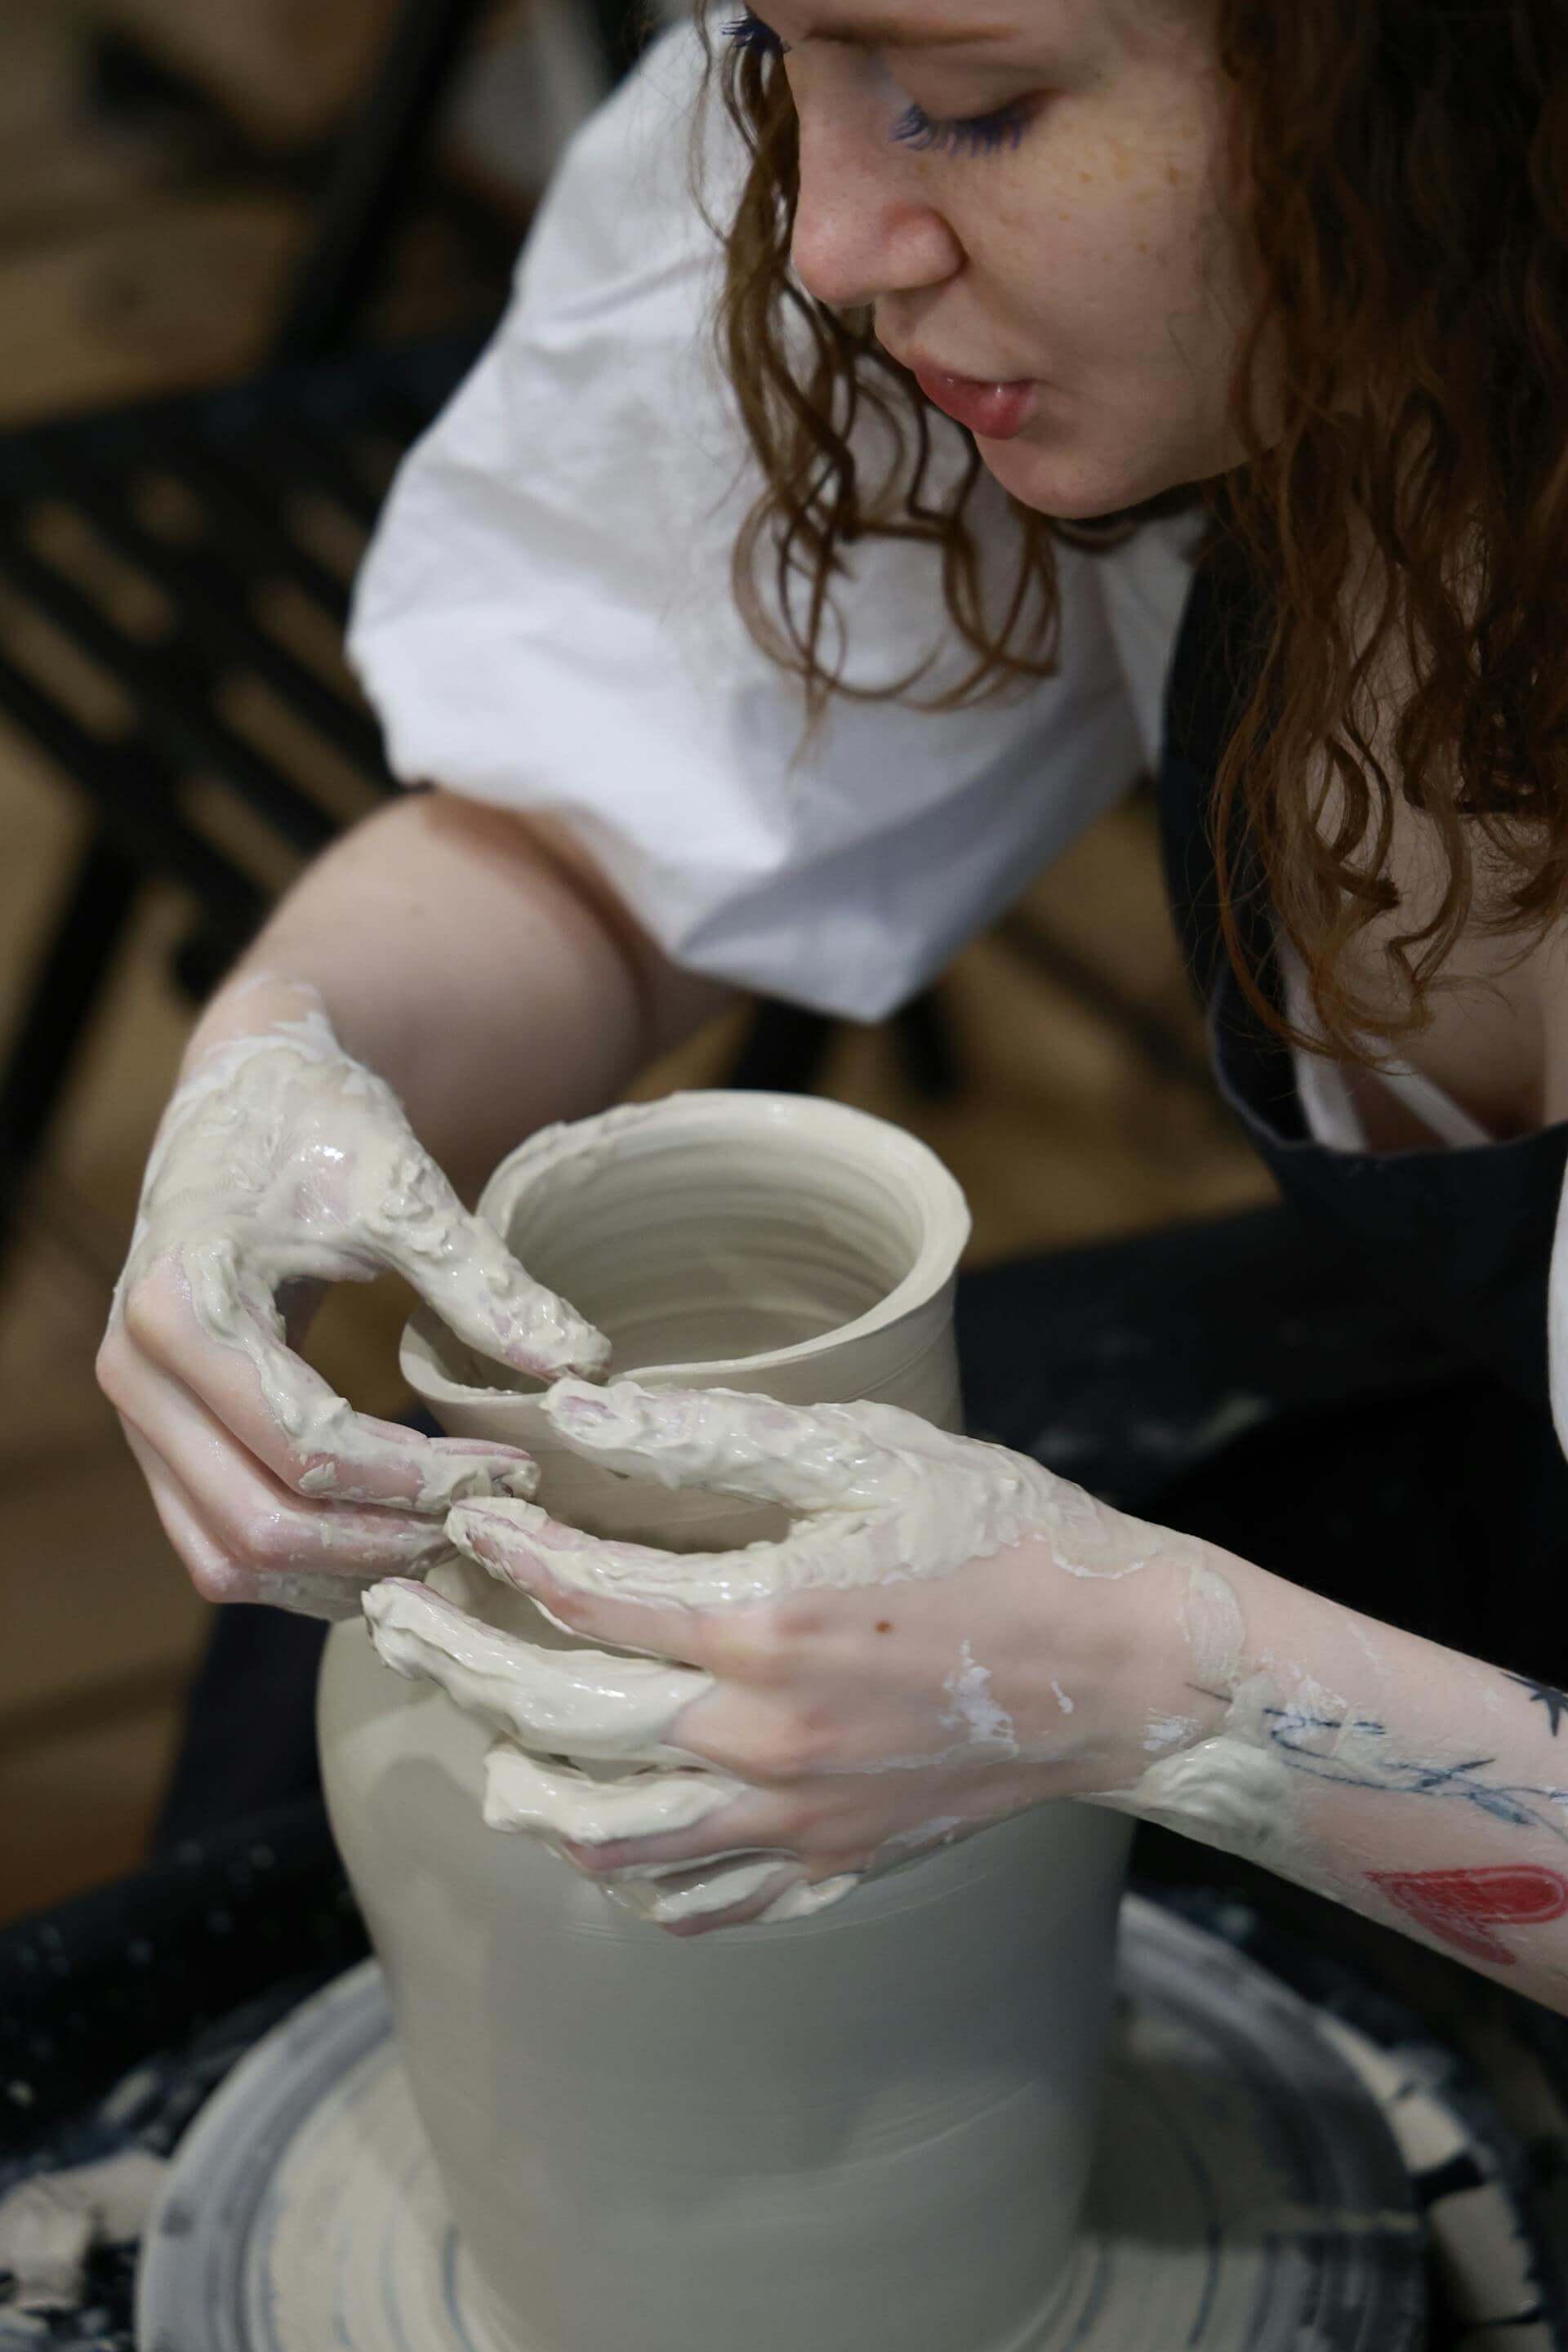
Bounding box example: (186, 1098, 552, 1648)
(136, 1895, 1424, 2352)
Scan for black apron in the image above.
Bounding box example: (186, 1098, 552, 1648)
(1150, 535, 1568, 1677)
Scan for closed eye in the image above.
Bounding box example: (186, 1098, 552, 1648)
(720, 10, 1037, 158)
(889, 100, 1032, 155)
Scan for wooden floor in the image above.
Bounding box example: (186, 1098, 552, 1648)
(0, 0, 1272, 1927)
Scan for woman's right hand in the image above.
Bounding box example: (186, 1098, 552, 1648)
(97, 985, 609, 1619)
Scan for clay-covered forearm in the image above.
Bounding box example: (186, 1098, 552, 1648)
(1092, 1546, 1568, 2008)
(183, 790, 737, 1202)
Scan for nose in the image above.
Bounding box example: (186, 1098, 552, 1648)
(788, 100, 961, 314)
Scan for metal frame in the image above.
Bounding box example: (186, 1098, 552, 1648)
(0, 0, 655, 1273)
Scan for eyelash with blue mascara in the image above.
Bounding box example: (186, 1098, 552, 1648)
(719, 10, 1033, 157)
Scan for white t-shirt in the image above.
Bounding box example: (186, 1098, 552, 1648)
(345, 14, 1568, 1447)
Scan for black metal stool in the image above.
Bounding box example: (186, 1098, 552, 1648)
(0, 0, 660, 1278)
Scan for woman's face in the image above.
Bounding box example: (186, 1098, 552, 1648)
(771, 0, 1259, 518)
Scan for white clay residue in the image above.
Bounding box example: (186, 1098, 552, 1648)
(600, 1857, 862, 1928)
(483, 1747, 746, 1844)
(372, 1371, 1215, 1916)
(1083, 1559, 1288, 1858)
(364, 1577, 710, 1764)
(0, 2151, 167, 2316)
(1178, 1557, 1249, 1692)
(874, 1814, 969, 1864)
(758, 1873, 862, 1922)
(370, 1373, 1218, 1925)
(1143, 1711, 1200, 1754)
(441, 1375, 1204, 1613)
(1088, 1625, 1364, 1900)
(940, 1642, 1019, 1755)
(247, 1567, 378, 1623)
(113, 992, 605, 1524)
(1092, 1726, 1294, 1861)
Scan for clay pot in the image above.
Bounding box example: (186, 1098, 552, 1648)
(318, 1092, 1131, 2352)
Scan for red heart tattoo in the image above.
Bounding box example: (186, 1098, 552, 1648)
(1368, 1865, 1568, 1963)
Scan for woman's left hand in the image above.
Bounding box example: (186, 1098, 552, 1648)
(364, 1377, 1225, 1934)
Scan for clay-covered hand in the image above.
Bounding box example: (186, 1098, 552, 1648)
(98, 991, 608, 1618)
(365, 1377, 1224, 1932)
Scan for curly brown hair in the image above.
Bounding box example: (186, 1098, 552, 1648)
(679, 0, 1568, 1062)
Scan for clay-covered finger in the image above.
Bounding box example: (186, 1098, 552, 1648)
(124, 1254, 539, 1510)
(603, 1857, 801, 1927)
(538, 1379, 898, 1512)
(604, 1858, 862, 1934)
(446, 1493, 884, 1617)
(443, 1499, 750, 1639)
(481, 1748, 750, 1842)
(366, 1169, 608, 1382)
(122, 1358, 476, 1579)
(122, 1423, 384, 1615)
(363, 1578, 714, 1761)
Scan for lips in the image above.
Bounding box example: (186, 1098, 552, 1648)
(909, 364, 1037, 440)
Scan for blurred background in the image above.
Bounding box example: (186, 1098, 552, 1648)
(0, 0, 1271, 1928)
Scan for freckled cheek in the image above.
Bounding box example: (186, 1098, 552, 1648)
(996, 219, 1154, 357)
(969, 194, 1089, 312)
(967, 163, 1205, 358)
(996, 168, 1155, 272)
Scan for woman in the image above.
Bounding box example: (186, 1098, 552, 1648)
(99, 0, 1568, 2004)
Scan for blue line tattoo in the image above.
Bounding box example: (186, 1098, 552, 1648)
(1263, 1705, 1568, 1846)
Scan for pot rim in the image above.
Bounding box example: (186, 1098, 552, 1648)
(400, 1088, 971, 1400)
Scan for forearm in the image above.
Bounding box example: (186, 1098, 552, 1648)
(183, 791, 736, 1201)
(1093, 1544, 1568, 2008)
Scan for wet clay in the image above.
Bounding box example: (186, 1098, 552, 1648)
(318, 1093, 1133, 2352)
(109, 989, 602, 1615)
